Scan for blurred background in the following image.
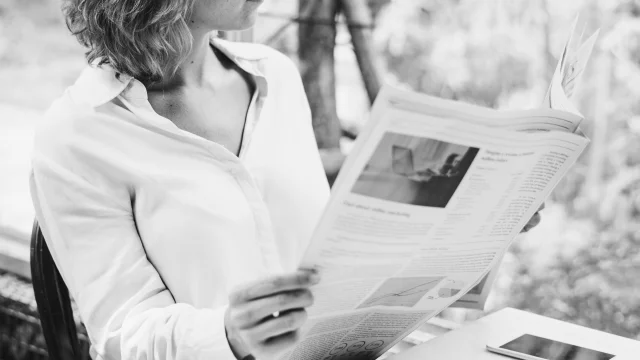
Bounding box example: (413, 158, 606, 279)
(1, 0, 639, 358)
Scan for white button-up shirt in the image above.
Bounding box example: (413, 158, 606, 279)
(29, 36, 330, 360)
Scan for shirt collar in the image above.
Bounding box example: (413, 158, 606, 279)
(68, 34, 269, 108)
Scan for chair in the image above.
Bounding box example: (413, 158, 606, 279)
(30, 220, 83, 360)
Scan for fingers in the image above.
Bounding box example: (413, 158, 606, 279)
(520, 203, 546, 233)
(529, 212, 542, 228)
(261, 331, 302, 357)
(231, 289, 314, 329)
(230, 270, 320, 305)
(226, 271, 320, 358)
(522, 212, 541, 233)
(234, 310, 308, 359)
(248, 309, 308, 341)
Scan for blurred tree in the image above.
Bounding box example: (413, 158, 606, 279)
(617, 0, 640, 17)
(342, 0, 383, 103)
(498, 0, 640, 340)
(367, 0, 391, 21)
(298, 0, 342, 151)
(371, 0, 640, 340)
(296, 0, 386, 183)
(374, 0, 533, 108)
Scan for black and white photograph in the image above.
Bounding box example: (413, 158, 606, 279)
(352, 132, 480, 208)
(0, 1, 636, 360)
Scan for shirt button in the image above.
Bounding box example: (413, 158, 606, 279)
(229, 166, 245, 178)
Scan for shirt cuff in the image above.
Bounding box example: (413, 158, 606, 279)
(188, 305, 238, 360)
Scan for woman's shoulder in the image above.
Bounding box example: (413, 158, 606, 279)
(37, 90, 91, 140)
(34, 70, 121, 162)
(33, 96, 81, 153)
(32, 82, 135, 193)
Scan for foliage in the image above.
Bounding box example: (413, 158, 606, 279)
(373, 0, 640, 339)
(374, 0, 538, 108)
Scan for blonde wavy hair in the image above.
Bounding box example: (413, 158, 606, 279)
(63, 0, 196, 84)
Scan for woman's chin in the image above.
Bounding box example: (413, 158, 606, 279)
(238, 16, 258, 31)
(218, 12, 258, 32)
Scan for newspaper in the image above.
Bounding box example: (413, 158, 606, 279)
(454, 17, 600, 310)
(276, 91, 589, 360)
(275, 21, 597, 360)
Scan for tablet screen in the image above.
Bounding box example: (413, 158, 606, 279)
(500, 334, 615, 360)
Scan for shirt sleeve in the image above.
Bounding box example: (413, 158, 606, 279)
(279, 49, 331, 196)
(295, 74, 331, 195)
(30, 152, 238, 360)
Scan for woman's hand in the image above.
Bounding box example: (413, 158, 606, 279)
(521, 202, 545, 233)
(225, 270, 320, 359)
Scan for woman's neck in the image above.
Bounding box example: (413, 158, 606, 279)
(147, 30, 225, 92)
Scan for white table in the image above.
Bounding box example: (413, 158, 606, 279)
(389, 308, 640, 360)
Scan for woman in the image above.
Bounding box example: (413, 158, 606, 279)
(30, 1, 542, 359)
(31, 1, 326, 359)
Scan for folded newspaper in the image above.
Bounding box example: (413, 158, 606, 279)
(279, 20, 599, 360)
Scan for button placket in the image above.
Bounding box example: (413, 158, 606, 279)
(229, 163, 283, 275)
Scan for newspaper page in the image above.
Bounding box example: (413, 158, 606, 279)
(277, 86, 590, 360)
(454, 18, 599, 309)
(544, 16, 600, 113)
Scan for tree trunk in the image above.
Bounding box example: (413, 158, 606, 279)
(341, 0, 383, 104)
(367, 0, 391, 21)
(298, 0, 342, 150)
